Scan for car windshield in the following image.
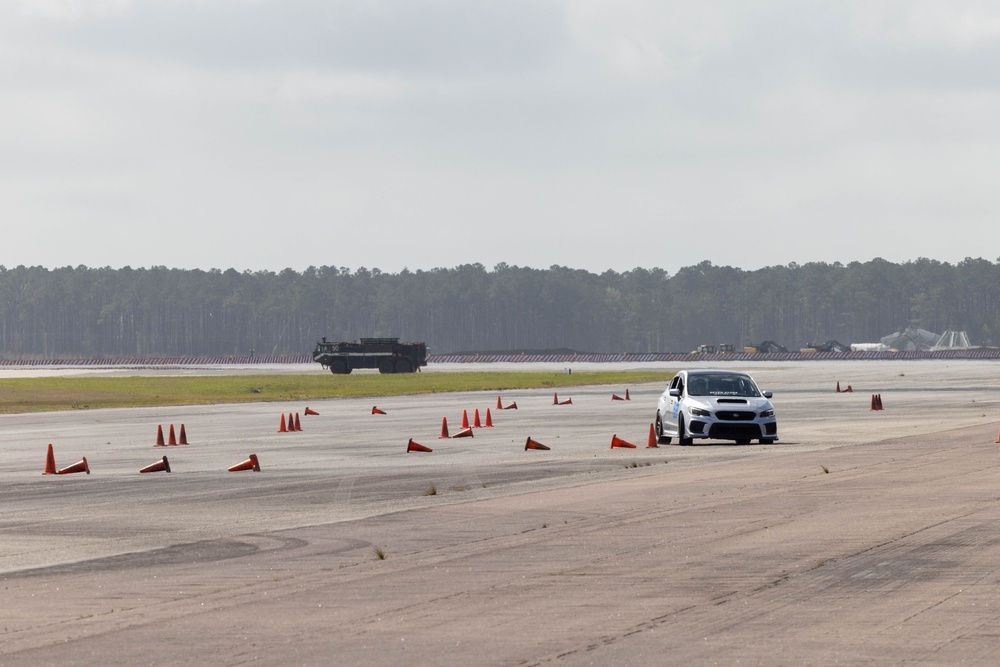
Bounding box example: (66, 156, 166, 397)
(687, 374, 761, 397)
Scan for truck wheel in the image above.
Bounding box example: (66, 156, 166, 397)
(396, 359, 413, 373)
(330, 360, 349, 374)
(378, 359, 395, 374)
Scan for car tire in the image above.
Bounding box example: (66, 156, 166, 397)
(330, 360, 349, 374)
(378, 359, 395, 374)
(655, 414, 671, 445)
(678, 415, 693, 446)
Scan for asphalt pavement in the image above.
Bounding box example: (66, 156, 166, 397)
(2, 359, 1000, 665)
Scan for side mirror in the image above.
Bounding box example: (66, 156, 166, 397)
(763, 390, 773, 399)
(669, 388, 681, 397)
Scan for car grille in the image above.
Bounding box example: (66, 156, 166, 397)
(709, 424, 762, 439)
(716, 411, 756, 421)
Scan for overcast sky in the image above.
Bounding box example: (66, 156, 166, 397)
(3, 0, 999, 276)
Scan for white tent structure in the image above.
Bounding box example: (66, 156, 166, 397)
(930, 331, 972, 351)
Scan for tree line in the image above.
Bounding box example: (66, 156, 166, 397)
(0, 258, 997, 359)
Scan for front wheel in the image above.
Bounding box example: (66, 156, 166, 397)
(678, 415, 693, 446)
(378, 359, 395, 374)
(655, 414, 671, 445)
(330, 359, 350, 374)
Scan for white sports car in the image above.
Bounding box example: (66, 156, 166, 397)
(655, 369, 778, 445)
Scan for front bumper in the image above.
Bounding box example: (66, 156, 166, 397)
(688, 419, 778, 440)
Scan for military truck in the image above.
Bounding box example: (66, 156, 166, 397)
(312, 337, 428, 374)
(693, 343, 735, 354)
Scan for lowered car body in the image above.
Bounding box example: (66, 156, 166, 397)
(655, 369, 778, 445)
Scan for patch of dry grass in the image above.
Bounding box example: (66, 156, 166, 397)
(0, 371, 673, 414)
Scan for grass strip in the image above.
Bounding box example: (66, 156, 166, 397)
(0, 371, 674, 414)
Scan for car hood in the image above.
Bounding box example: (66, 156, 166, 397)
(690, 396, 773, 411)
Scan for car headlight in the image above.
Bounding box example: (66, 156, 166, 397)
(690, 407, 712, 417)
(759, 408, 775, 418)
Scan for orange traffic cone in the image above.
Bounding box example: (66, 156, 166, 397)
(553, 392, 559, 405)
(870, 394, 877, 411)
(140, 456, 171, 473)
(228, 454, 260, 472)
(43, 443, 57, 475)
(473, 409, 482, 428)
(154, 424, 166, 447)
(278, 414, 287, 432)
(372, 406, 386, 415)
(845, 385, 853, 392)
(57, 457, 90, 475)
(484, 408, 494, 427)
(647, 423, 658, 448)
(611, 434, 637, 449)
(877, 394, 884, 410)
(178, 424, 188, 445)
(497, 395, 503, 410)
(995, 429, 1000, 444)
(439, 417, 450, 439)
(452, 427, 474, 439)
(505, 401, 518, 410)
(168, 424, 177, 446)
(294, 413, 302, 431)
(289, 412, 297, 431)
(836, 381, 841, 393)
(304, 407, 319, 415)
(625, 389, 630, 400)
(461, 410, 470, 429)
(612, 394, 624, 401)
(525, 437, 550, 451)
(407, 438, 432, 453)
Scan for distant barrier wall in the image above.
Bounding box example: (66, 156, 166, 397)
(429, 350, 1000, 363)
(0, 356, 313, 367)
(2, 349, 999, 368)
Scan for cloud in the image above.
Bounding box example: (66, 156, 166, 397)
(563, 1, 737, 80)
(11, 0, 132, 22)
(2, 1, 1000, 274)
(851, 1, 1000, 51)
(12, 0, 567, 78)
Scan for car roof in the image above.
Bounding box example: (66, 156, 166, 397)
(684, 369, 752, 377)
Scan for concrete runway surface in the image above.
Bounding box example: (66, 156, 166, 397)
(2, 359, 1000, 665)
